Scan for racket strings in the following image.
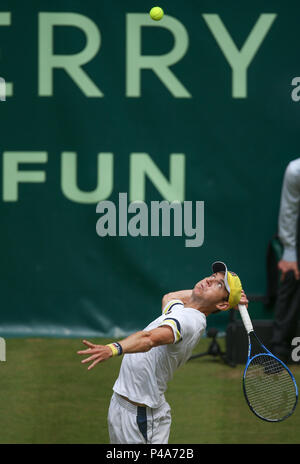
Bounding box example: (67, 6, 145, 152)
(244, 355, 296, 421)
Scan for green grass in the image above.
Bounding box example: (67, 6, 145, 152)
(0, 337, 299, 444)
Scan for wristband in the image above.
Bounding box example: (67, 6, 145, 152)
(106, 342, 123, 357)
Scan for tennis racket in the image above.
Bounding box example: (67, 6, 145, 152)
(238, 304, 298, 422)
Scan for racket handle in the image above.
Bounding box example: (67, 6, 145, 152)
(238, 304, 253, 334)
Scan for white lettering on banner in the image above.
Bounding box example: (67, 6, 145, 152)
(3, 152, 47, 201)
(202, 14, 277, 98)
(61, 152, 114, 203)
(126, 14, 191, 98)
(0, 12, 277, 98)
(38, 13, 103, 97)
(1, 152, 185, 203)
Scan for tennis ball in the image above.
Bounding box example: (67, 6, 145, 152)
(150, 6, 164, 21)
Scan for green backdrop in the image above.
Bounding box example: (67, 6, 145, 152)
(0, 0, 299, 337)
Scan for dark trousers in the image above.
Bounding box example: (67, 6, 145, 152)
(270, 271, 300, 362)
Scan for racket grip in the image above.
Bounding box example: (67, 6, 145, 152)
(238, 304, 253, 334)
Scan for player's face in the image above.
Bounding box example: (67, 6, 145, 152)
(193, 272, 229, 306)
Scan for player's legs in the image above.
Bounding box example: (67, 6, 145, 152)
(149, 401, 171, 444)
(107, 392, 171, 444)
(107, 393, 138, 443)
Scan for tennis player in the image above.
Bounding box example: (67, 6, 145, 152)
(77, 261, 248, 444)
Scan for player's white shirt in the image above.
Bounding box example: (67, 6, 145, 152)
(113, 300, 207, 408)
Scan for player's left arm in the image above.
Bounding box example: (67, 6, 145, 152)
(77, 326, 174, 370)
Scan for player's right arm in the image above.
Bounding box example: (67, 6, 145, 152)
(162, 290, 192, 309)
(77, 326, 174, 371)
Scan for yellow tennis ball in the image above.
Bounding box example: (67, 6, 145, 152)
(150, 6, 164, 21)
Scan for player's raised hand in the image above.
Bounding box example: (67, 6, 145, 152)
(77, 340, 113, 370)
(234, 289, 249, 310)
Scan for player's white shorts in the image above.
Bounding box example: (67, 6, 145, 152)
(108, 392, 171, 444)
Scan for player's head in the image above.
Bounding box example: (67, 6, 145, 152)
(193, 261, 242, 313)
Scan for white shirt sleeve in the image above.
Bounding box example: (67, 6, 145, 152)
(278, 159, 300, 261)
(160, 300, 184, 344)
(159, 302, 206, 345)
(161, 299, 184, 315)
